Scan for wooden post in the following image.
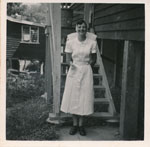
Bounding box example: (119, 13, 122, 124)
(84, 4, 93, 28)
(45, 24, 52, 105)
(46, 3, 61, 124)
(49, 3, 61, 114)
(45, 3, 53, 105)
(120, 40, 143, 140)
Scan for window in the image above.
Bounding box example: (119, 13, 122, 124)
(21, 25, 39, 43)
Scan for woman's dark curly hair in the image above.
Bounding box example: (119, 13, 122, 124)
(76, 20, 87, 29)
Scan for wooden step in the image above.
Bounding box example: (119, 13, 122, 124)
(61, 53, 66, 56)
(61, 62, 99, 68)
(93, 74, 102, 77)
(94, 86, 106, 98)
(94, 98, 109, 104)
(92, 112, 112, 116)
(94, 103, 109, 112)
(60, 112, 119, 120)
(92, 112, 119, 120)
(61, 85, 105, 89)
(91, 112, 113, 118)
(61, 73, 102, 77)
(94, 85, 105, 89)
(61, 62, 69, 66)
(94, 98, 110, 113)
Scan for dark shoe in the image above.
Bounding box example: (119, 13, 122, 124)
(79, 126, 86, 136)
(69, 126, 78, 135)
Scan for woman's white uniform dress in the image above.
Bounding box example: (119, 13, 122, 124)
(60, 33, 97, 116)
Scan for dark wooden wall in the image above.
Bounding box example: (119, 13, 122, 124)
(7, 21, 21, 59)
(70, 4, 84, 27)
(93, 4, 145, 41)
(7, 21, 46, 61)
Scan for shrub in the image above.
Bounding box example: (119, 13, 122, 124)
(6, 72, 45, 107)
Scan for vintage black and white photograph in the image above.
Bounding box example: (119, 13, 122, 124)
(2, 1, 146, 143)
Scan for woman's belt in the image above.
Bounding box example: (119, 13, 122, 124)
(73, 61, 89, 65)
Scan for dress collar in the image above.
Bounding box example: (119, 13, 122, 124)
(76, 37, 88, 44)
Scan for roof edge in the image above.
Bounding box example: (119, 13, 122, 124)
(7, 16, 45, 27)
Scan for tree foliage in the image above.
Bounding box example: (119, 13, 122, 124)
(7, 3, 47, 24)
(7, 3, 27, 16)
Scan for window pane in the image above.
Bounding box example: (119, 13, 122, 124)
(23, 26, 30, 42)
(31, 27, 38, 42)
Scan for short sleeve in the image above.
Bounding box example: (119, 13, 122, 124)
(91, 41, 97, 53)
(65, 40, 72, 53)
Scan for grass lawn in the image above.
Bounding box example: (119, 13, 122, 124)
(6, 72, 58, 140)
(6, 97, 58, 140)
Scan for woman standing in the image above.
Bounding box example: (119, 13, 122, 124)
(60, 20, 97, 136)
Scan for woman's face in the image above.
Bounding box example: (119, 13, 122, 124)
(76, 23, 87, 36)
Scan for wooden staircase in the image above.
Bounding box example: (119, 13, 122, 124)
(60, 41, 118, 121)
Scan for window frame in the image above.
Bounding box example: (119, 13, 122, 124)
(21, 25, 39, 44)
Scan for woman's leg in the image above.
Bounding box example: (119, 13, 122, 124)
(79, 115, 83, 126)
(72, 114, 78, 126)
(69, 114, 78, 135)
(79, 116, 86, 136)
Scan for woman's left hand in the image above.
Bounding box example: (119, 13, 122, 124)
(89, 53, 97, 68)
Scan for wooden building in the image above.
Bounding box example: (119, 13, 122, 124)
(7, 16, 46, 70)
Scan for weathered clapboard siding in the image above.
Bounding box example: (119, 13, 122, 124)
(94, 6, 144, 25)
(97, 30, 144, 41)
(73, 14, 83, 22)
(94, 4, 115, 12)
(71, 4, 84, 27)
(95, 18, 144, 31)
(94, 4, 145, 41)
(94, 4, 139, 19)
(7, 19, 46, 60)
(71, 3, 84, 11)
(7, 31, 21, 59)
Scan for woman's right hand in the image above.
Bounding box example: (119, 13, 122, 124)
(68, 62, 77, 77)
